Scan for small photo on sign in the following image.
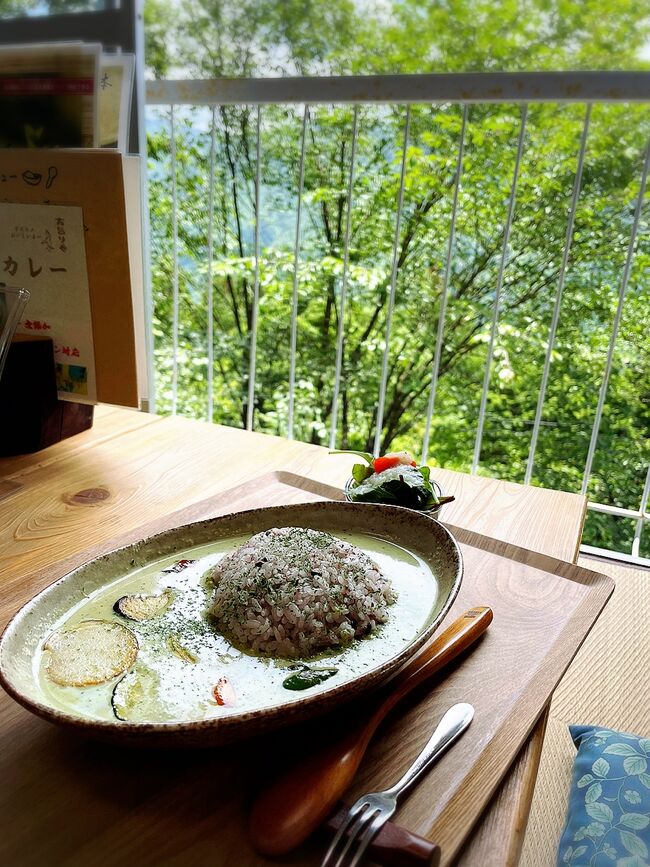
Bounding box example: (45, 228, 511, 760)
(56, 364, 88, 396)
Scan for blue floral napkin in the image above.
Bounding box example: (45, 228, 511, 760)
(558, 725, 650, 866)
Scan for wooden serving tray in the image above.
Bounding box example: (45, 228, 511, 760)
(0, 471, 613, 867)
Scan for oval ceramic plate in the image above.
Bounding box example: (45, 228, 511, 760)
(0, 502, 462, 746)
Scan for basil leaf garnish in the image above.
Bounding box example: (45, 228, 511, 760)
(282, 666, 339, 690)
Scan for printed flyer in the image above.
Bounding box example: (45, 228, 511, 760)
(0, 202, 97, 403)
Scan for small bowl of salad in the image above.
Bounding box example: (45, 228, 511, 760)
(332, 450, 455, 519)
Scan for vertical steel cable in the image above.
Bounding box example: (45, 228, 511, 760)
(373, 106, 411, 456)
(581, 137, 650, 495)
(329, 106, 359, 449)
(421, 105, 468, 465)
(472, 105, 528, 474)
(170, 104, 179, 415)
(525, 105, 591, 484)
(246, 106, 262, 431)
(206, 105, 217, 422)
(631, 466, 650, 559)
(287, 105, 308, 440)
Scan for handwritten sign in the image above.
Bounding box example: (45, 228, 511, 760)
(0, 149, 138, 408)
(0, 202, 97, 403)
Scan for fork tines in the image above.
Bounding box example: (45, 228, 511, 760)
(321, 796, 392, 867)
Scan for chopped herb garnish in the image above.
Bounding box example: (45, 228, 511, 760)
(282, 665, 338, 690)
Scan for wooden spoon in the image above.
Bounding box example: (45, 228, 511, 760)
(248, 606, 493, 856)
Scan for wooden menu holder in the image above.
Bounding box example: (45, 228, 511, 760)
(0, 335, 93, 456)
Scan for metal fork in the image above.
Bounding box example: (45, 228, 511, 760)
(321, 702, 474, 867)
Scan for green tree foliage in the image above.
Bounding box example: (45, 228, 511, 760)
(2, 0, 648, 554)
(146, 1, 650, 556)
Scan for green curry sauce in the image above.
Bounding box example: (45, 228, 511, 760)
(37, 531, 438, 724)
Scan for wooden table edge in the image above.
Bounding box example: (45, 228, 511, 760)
(0, 414, 590, 867)
(452, 502, 586, 866)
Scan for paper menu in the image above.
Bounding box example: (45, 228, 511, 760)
(1, 202, 97, 403)
(0, 148, 138, 408)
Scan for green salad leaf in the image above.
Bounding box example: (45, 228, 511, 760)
(347, 465, 440, 510)
(329, 449, 373, 465)
(330, 449, 375, 484)
(330, 448, 453, 512)
(351, 462, 374, 484)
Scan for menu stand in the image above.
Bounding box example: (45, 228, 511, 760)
(0, 335, 93, 456)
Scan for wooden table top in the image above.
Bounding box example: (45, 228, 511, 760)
(0, 406, 587, 866)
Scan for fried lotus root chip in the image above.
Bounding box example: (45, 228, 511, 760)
(44, 620, 138, 686)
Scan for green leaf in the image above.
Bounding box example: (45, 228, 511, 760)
(624, 756, 648, 776)
(329, 449, 374, 465)
(585, 782, 602, 803)
(346, 465, 436, 509)
(638, 773, 650, 789)
(638, 738, 650, 755)
(572, 846, 588, 859)
(619, 829, 649, 858)
(351, 462, 373, 484)
(586, 802, 613, 823)
(577, 774, 594, 788)
(562, 847, 573, 864)
(603, 743, 638, 757)
(620, 813, 650, 831)
(624, 790, 642, 805)
(592, 757, 611, 778)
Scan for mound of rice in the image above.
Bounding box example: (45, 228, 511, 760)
(207, 527, 397, 658)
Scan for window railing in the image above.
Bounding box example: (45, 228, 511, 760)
(145, 72, 650, 565)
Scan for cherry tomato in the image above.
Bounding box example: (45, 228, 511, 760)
(373, 451, 416, 473)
